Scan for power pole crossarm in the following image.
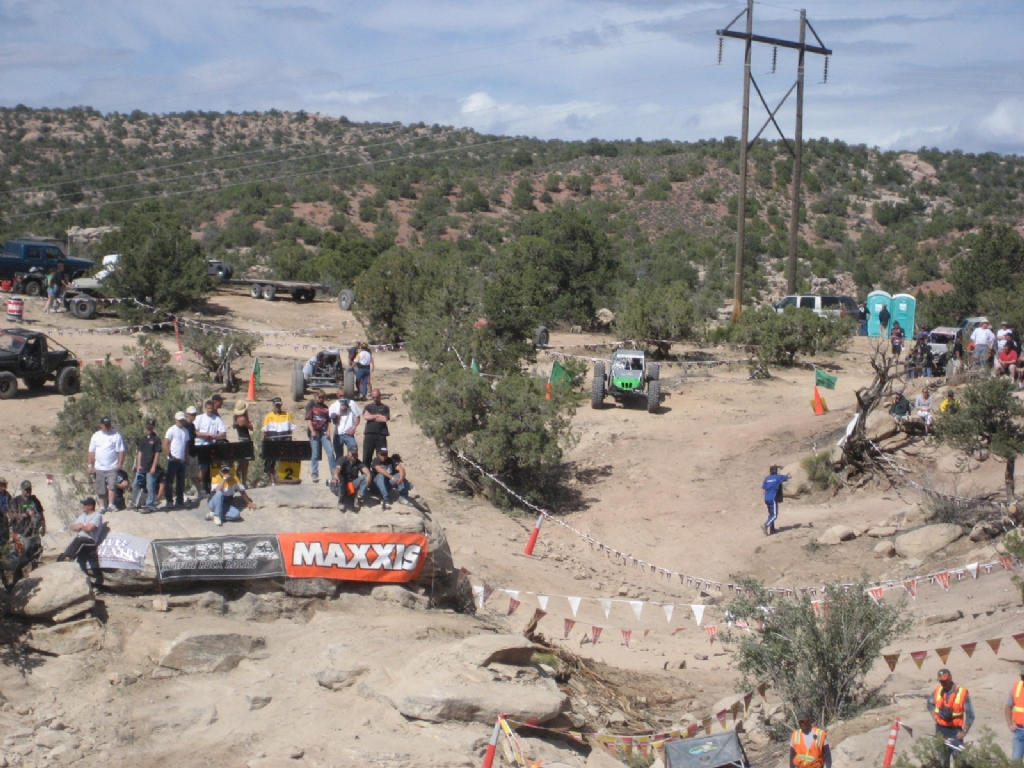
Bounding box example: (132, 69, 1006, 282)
(716, 30, 831, 56)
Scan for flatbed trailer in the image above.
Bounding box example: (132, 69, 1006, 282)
(228, 278, 327, 302)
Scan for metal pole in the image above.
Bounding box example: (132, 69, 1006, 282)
(787, 10, 807, 295)
(732, 0, 754, 323)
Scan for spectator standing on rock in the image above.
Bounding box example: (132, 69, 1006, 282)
(790, 714, 831, 768)
(88, 416, 126, 513)
(878, 304, 891, 338)
(970, 320, 995, 370)
(915, 386, 934, 434)
(1004, 664, 1024, 759)
(332, 446, 371, 510)
(354, 343, 374, 400)
(362, 389, 390, 468)
(858, 303, 869, 337)
(7, 480, 45, 580)
(998, 321, 1012, 352)
(305, 389, 334, 483)
(761, 465, 790, 536)
(232, 401, 254, 485)
(329, 389, 362, 457)
(57, 498, 103, 566)
(163, 412, 190, 510)
(183, 405, 200, 499)
(194, 400, 227, 493)
(136, 418, 162, 510)
(930, 668, 973, 768)
(205, 463, 256, 526)
(890, 321, 905, 359)
(261, 397, 297, 486)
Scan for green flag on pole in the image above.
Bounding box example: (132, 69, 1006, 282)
(470, 359, 481, 375)
(253, 358, 261, 386)
(814, 368, 837, 390)
(549, 361, 570, 386)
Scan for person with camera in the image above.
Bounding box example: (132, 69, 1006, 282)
(930, 669, 973, 768)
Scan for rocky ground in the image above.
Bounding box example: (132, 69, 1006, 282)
(1, 289, 1023, 768)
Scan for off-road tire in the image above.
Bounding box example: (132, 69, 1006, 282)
(24, 280, 42, 297)
(56, 366, 81, 396)
(70, 297, 97, 320)
(24, 376, 47, 391)
(0, 372, 16, 399)
(337, 289, 355, 311)
(647, 380, 660, 414)
(262, 284, 277, 301)
(590, 362, 605, 409)
(647, 363, 660, 382)
(249, 283, 263, 299)
(343, 369, 357, 399)
(534, 326, 550, 348)
(291, 364, 305, 402)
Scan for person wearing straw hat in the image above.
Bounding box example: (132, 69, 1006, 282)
(930, 668, 973, 768)
(790, 714, 831, 768)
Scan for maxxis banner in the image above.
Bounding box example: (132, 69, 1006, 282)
(277, 532, 427, 582)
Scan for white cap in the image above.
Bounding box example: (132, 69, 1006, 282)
(185, 405, 198, 414)
(174, 411, 186, 421)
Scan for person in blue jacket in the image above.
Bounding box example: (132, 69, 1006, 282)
(762, 465, 791, 536)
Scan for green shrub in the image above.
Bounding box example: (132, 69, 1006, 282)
(615, 282, 696, 356)
(801, 451, 840, 492)
(733, 308, 853, 365)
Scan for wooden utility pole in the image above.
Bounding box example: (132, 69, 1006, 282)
(787, 10, 806, 294)
(717, 6, 831, 318)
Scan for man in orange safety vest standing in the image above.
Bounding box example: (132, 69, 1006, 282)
(931, 668, 974, 768)
(1004, 664, 1024, 759)
(790, 714, 831, 768)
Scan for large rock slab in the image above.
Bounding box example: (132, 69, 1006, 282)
(8, 562, 95, 622)
(455, 634, 536, 667)
(316, 665, 370, 691)
(818, 526, 857, 546)
(26, 617, 105, 655)
(894, 524, 963, 558)
(157, 631, 266, 673)
(780, 462, 811, 498)
(391, 673, 567, 724)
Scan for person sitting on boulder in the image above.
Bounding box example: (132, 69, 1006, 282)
(940, 389, 959, 415)
(205, 463, 257, 526)
(331, 446, 371, 510)
(372, 447, 414, 511)
(57, 498, 104, 568)
(5, 480, 46, 585)
(889, 388, 912, 430)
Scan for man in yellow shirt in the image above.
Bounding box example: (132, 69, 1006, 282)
(261, 398, 297, 486)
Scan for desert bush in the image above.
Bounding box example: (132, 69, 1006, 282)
(615, 282, 696, 357)
(801, 451, 841, 492)
(733, 307, 853, 365)
(182, 327, 261, 390)
(893, 729, 1010, 768)
(727, 578, 909, 729)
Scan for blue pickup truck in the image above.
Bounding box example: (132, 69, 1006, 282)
(0, 240, 95, 296)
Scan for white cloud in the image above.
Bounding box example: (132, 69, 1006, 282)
(979, 99, 1024, 144)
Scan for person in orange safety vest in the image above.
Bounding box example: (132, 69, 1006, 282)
(790, 715, 831, 768)
(930, 668, 973, 768)
(1004, 664, 1024, 759)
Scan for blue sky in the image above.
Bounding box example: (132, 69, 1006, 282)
(1, 0, 1021, 154)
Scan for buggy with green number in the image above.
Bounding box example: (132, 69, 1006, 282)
(591, 348, 660, 413)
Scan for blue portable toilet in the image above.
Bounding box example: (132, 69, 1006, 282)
(866, 290, 891, 337)
(890, 293, 917, 338)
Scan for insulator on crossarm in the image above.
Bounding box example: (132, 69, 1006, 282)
(823, 56, 830, 83)
(771, 46, 778, 73)
(717, 37, 724, 65)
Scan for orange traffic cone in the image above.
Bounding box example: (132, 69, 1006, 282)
(811, 386, 828, 415)
(246, 371, 257, 402)
(545, 382, 552, 400)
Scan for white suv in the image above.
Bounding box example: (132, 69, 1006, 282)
(774, 294, 859, 319)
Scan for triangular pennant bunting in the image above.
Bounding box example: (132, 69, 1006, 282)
(531, 609, 547, 623)
(1000, 556, 1015, 571)
(987, 638, 1002, 655)
(910, 651, 928, 668)
(868, 587, 884, 603)
(1014, 633, 1024, 650)
(704, 625, 718, 644)
(884, 654, 900, 672)
(899, 723, 914, 737)
(961, 642, 977, 658)
(935, 572, 950, 591)
(592, 626, 603, 644)
(563, 619, 576, 640)
(507, 598, 521, 615)
(567, 597, 581, 617)
(692, 605, 705, 625)
(663, 604, 675, 623)
(935, 647, 952, 664)
(621, 629, 632, 648)
(902, 579, 918, 599)
(743, 692, 753, 710)
(600, 599, 612, 618)
(716, 710, 728, 729)
(630, 601, 644, 621)
(536, 595, 549, 611)
(965, 563, 978, 578)
(472, 586, 485, 609)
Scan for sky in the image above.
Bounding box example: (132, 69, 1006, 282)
(0, 0, 1021, 154)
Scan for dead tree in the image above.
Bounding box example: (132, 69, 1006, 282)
(841, 342, 902, 471)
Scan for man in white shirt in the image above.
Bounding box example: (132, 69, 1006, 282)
(193, 399, 227, 493)
(970, 320, 996, 369)
(163, 412, 191, 509)
(997, 321, 1011, 352)
(87, 416, 126, 513)
(329, 389, 362, 456)
(206, 463, 257, 525)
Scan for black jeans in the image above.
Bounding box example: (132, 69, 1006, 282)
(362, 433, 387, 468)
(166, 458, 187, 506)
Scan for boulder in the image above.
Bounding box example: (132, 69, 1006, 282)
(26, 617, 104, 655)
(780, 462, 811, 498)
(873, 541, 896, 558)
(865, 410, 898, 441)
(316, 665, 370, 691)
(157, 631, 266, 674)
(455, 635, 536, 667)
(969, 523, 999, 542)
(894, 524, 963, 558)
(818, 526, 857, 546)
(8, 562, 95, 622)
(390, 672, 567, 725)
(371, 584, 430, 610)
(867, 527, 897, 538)
(922, 610, 964, 626)
(283, 578, 338, 599)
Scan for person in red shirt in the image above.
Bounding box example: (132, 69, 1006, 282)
(995, 344, 1019, 381)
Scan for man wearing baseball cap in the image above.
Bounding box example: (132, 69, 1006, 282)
(136, 417, 162, 510)
(5, 480, 45, 584)
(261, 397, 297, 485)
(88, 416, 126, 513)
(57, 497, 103, 566)
(206, 463, 257, 525)
(930, 668, 973, 767)
(163, 412, 190, 509)
(1004, 664, 1024, 758)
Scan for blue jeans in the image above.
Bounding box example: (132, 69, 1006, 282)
(374, 473, 411, 500)
(145, 471, 160, 506)
(165, 459, 186, 506)
(333, 474, 369, 503)
(1013, 726, 1024, 760)
(355, 365, 370, 398)
(208, 491, 242, 522)
(309, 432, 335, 480)
(334, 433, 358, 456)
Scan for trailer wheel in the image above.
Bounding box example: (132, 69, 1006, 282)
(70, 297, 97, 320)
(262, 284, 277, 301)
(250, 283, 263, 299)
(533, 326, 550, 348)
(24, 280, 42, 297)
(291, 364, 305, 402)
(337, 289, 355, 311)
(591, 362, 605, 409)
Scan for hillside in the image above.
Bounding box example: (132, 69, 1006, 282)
(1, 106, 1022, 323)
